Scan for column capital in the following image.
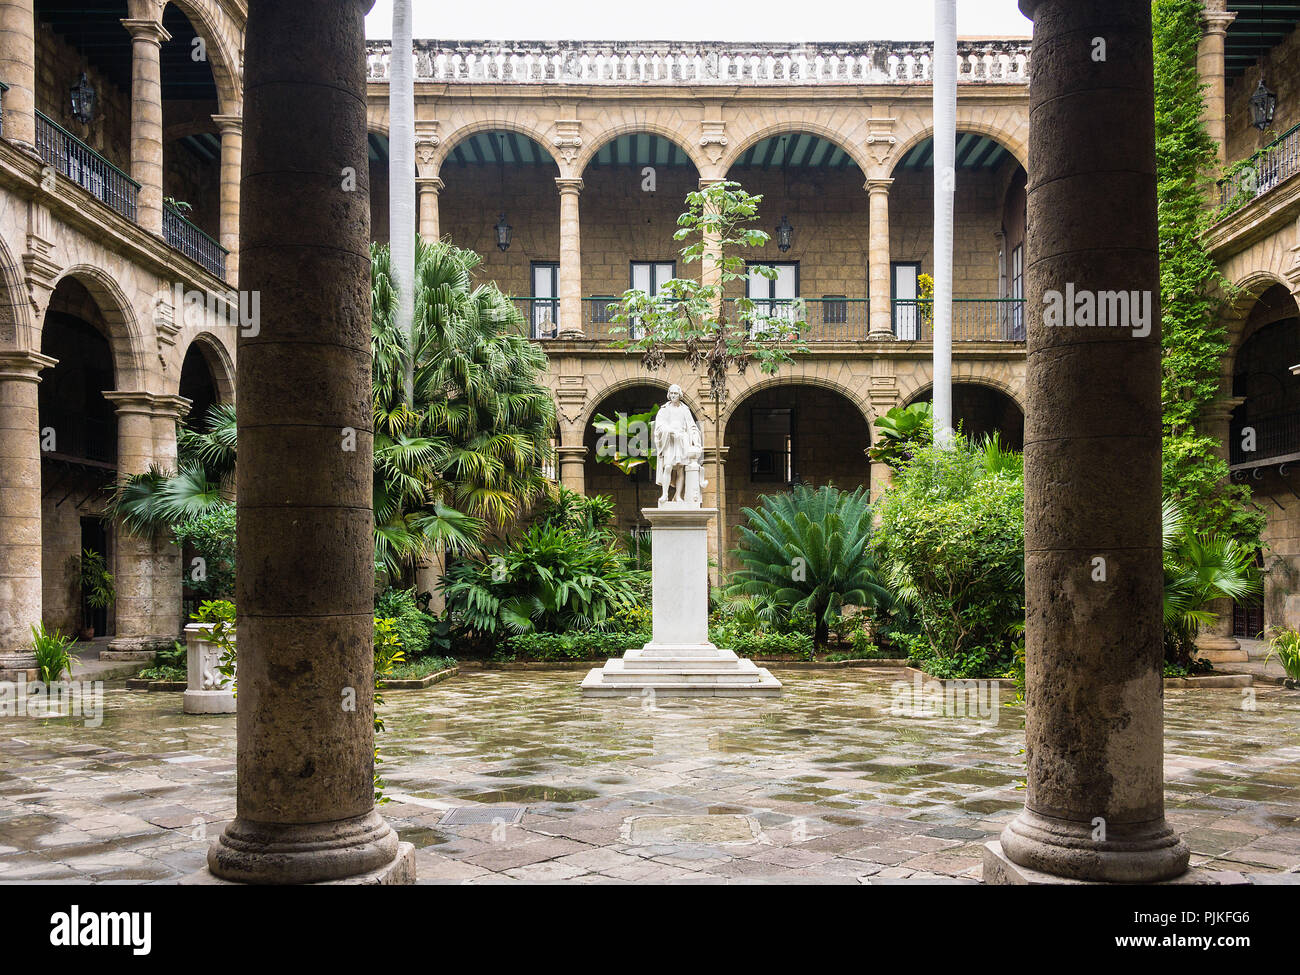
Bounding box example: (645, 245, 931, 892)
(865, 177, 894, 195)
(120, 18, 171, 45)
(103, 390, 192, 420)
(416, 175, 445, 193)
(555, 177, 584, 196)
(1200, 9, 1237, 35)
(0, 350, 57, 382)
(211, 113, 243, 136)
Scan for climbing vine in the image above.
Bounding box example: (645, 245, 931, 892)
(1154, 0, 1264, 548)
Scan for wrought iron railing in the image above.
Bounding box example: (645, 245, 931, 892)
(1230, 410, 1300, 467)
(509, 296, 562, 338)
(34, 110, 139, 222)
(891, 298, 1025, 342)
(163, 202, 227, 279)
(0, 81, 8, 137)
(1218, 123, 1300, 212)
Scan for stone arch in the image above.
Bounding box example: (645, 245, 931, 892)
(179, 330, 235, 405)
(903, 374, 1026, 412)
(47, 265, 149, 391)
(1225, 271, 1299, 366)
(574, 122, 706, 175)
(577, 375, 702, 434)
(0, 231, 33, 351)
(434, 119, 559, 173)
(902, 376, 1026, 449)
(721, 372, 874, 437)
(163, 0, 242, 114)
(720, 121, 872, 176)
(888, 120, 1029, 177)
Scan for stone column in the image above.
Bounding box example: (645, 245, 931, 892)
(204, 0, 413, 885)
(416, 176, 442, 243)
(866, 178, 894, 338)
(557, 444, 586, 495)
(556, 178, 583, 333)
(212, 114, 243, 285)
(103, 391, 167, 656)
(1198, 2, 1236, 165)
(121, 16, 170, 234)
(702, 444, 727, 582)
(0, 350, 55, 677)
(988, 0, 1190, 884)
(149, 394, 190, 641)
(0, 0, 36, 151)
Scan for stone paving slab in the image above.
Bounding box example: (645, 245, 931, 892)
(0, 670, 1298, 884)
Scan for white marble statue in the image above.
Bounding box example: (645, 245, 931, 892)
(653, 384, 704, 504)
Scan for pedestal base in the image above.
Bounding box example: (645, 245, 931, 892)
(184, 689, 236, 714)
(983, 841, 1214, 885)
(581, 644, 782, 697)
(187, 841, 416, 885)
(106, 635, 175, 658)
(1194, 632, 1248, 663)
(204, 810, 414, 884)
(0, 652, 37, 683)
(996, 808, 1190, 883)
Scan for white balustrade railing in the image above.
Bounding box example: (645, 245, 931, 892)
(366, 41, 1031, 85)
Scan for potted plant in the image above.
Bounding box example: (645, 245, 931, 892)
(75, 549, 115, 641)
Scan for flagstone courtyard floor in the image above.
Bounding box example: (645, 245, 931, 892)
(2, 668, 1299, 884)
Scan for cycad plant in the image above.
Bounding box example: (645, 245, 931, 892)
(727, 484, 890, 648)
(1162, 497, 1260, 667)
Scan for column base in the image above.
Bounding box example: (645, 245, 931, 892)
(105, 635, 176, 659)
(0, 652, 38, 679)
(997, 808, 1190, 883)
(183, 689, 236, 714)
(205, 809, 415, 884)
(984, 841, 1215, 885)
(1194, 633, 1247, 663)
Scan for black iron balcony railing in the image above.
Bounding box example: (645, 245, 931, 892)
(510, 295, 562, 338)
(35, 110, 139, 222)
(163, 202, 227, 279)
(1230, 410, 1300, 467)
(0, 81, 8, 137)
(891, 298, 1026, 342)
(1218, 123, 1300, 212)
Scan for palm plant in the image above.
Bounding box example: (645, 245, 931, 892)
(442, 524, 644, 635)
(1162, 497, 1261, 667)
(370, 239, 556, 577)
(727, 484, 891, 648)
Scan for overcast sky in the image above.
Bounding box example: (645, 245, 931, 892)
(364, 1, 1032, 41)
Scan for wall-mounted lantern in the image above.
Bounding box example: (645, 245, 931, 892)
(70, 72, 96, 124)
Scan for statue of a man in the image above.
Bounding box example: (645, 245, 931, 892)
(653, 384, 701, 504)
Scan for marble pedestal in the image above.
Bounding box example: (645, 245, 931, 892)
(183, 622, 236, 714)
(582, 505, 781, 697)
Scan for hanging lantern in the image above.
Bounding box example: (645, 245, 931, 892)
(775, 214, 794, 253)
(494, 212, 513, 252)
(70, 72, 96, 125)
(1249, 78, 1277, 131)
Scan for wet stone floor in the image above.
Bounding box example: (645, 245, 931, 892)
(2, 668, 1299, 884)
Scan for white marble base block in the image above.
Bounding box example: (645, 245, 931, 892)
(183, 622, 236, 714)
(582, 506, 782, 698)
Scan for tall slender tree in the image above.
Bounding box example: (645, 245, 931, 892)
(389, 0, 416, 406)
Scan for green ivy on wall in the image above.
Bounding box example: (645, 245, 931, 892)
(1154, 0, 1265, 550)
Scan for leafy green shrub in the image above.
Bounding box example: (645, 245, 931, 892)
(30, 623, 75, 682)
(75, 549, 115, 630)
(873, 440, 1025, 679)
(385, 655, 457, 681)
(727, 484, 890, 648)
(443, 524, 647, 636)
(141, 640, 188, 679)
(375, 587, 439, 657)
(867, 401, 933, 471)
(711, 629, 814, 660)
(172, 503, 236, 599)
(499, 630, 649, 661)
(535, 488, 615, 534)
(193, 599, 236, 693)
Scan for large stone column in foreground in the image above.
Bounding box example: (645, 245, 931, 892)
(206, 0, 413, 885)
(987, 0, 1190, 884)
